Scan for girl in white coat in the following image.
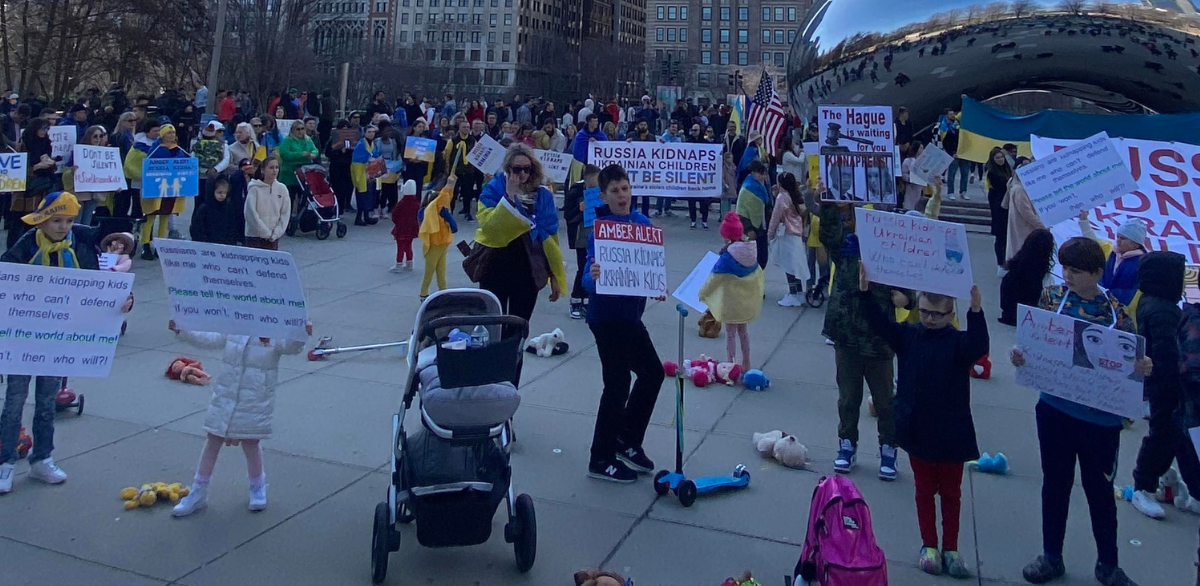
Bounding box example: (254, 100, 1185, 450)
(168, 319, 311, 517)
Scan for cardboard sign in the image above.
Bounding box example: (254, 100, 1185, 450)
(535, 148, 571, 183)
(404, 136, 437, 163)
(334, 128, 359, 149)
(0, 264, 133, 377)
(592, 219, 667, 297)
(141, 157, 199, 198)
(1015, 304, 1145, 419)
(72, 145, 127, 192)
(48, 126, 76, 173)
(673, 251, 720, 312)
(855, 208, 973, 298)
(910, 144, 954, 186)
(818, 106, 896, 204)
(588, 142, 723, 198)
(156, 239, 309, 340)
(1016, 132, 1138, 227)
(275, 119, 299, 137)
(467, 134, 504, 175)
(0, 152, 27, 192)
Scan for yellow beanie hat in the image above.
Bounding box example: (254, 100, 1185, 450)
(22, 191, 80, 225)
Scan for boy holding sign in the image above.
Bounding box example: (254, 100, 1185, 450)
(582, 164, 665, 484)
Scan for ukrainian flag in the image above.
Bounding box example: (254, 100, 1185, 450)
(729, 95, 746, 135)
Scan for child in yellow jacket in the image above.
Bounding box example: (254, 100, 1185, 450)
(417, 176, 459, 299)
(700, 212, 765, 373)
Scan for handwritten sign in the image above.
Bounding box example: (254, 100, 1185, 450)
(588, 142, 723, 198)
(535, 148, 571, 183)
(855, 208, 973, 298)
(156, 239, 308, 340)
(0, 264, 133, 377)
(72, 145, 127, 192)
(48, 126, 76, 173)
(1016, 132, 1138, 227)
(1015, 304, 1145, 418)
(818, 106, 895, 204)
(467, 134, 504, 175)
(673, 251, 720, 312)
(404, 136, 437, 163)
(142, 158, 199, 198)
(0, 152, 27, 191)
(910, 144, 953, 186)
(275, 119, 299, 137)
(593, 219, 667, 297)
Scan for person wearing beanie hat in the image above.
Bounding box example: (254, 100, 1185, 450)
(390, 179, 421, 272)
(701, 212, 765, 375)
(0, 191, 134, 495)
(136, 121, 190, 260)
(1077, 211, 1148, 307)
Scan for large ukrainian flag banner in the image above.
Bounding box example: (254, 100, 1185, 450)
(957, 96, 1200, 163)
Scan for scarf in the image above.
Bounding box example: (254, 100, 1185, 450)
(30, 230, 78, 268)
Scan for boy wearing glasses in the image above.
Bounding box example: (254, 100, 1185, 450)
(858, 265, 989, 579)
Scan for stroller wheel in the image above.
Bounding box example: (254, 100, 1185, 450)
(316, 224, 331, 240)
(371, 501, 393, 584)
(396, 502, 414, 524)
(512, 493, 537, 572)
(806, 287, 826, 309)
(336, 222, 348, 238)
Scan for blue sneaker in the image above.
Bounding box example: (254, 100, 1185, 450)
(879, 444, 897, 481)
(834, 439, 856, 473)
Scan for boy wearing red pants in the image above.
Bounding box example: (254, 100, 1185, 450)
(858, 265, 989, 578)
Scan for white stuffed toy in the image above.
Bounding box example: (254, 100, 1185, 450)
(752, 430, 808, 470)
(753, 430, 784, 456)
(1159, 467, 1200, 514)
(526, 328, 565, 358)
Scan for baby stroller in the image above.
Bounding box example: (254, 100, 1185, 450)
(288, 164, 347, 240)
(371, 289, 535, 583)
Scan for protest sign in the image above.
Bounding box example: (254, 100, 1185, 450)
(592, 220, 667, 297)
(1031, 135, 1200, 263)
(0, 152, 27, 191)
(1016, 132, 1138, 227)
(99, 253, 118, 271)
(673, 251, 720, 312)
(535, 149, 571, 183)
(334, 128, 359, 149)
(1015, 304, 1145, 419)
(588, 142, 723, 198)
(910, 144, 954, 186)
(0, 264, 132, 377)
(467, 134, 504, 174)
(156, 239, 308, 340)
(818, 106, 895, 204)
(1187, 265, 1200, 304)
(405, 136, 437, 163)
(72, 145, 127, 192)
(48, 126, 76, 173)
(142, 157, 199, 198)
(855, 208, 973, 298)
(275, 119, 299, 137)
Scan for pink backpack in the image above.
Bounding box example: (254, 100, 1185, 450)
(794, 476, 888, 586)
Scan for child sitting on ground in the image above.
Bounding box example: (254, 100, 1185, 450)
(700, 212, 765, 374)
(417, 177, 459, 299)
(858, 264, 989, 578)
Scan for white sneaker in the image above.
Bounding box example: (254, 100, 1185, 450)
(1132, 490, 1166, 519)
(824, 338, 834, 346)
(962, 194, 970, 201)
(0, 463, 13, 494)
(947, 193, 957, 201)
(172, 483, 209, 517)
(28, 458, 67, 484)
(997, 266, 1008, 278)
(249, 483, 268, 511)
(404, 260, 413, 272)
(389, 263, 402, 273)
(1176, 495, 1200, 515)
(778, 294, 800, 307)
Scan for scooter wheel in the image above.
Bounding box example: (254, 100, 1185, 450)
(371, 501, 391, 584)
(653, 470, 671, 496)
(677, 479, 698, 507)
(76, 394, 84, 416)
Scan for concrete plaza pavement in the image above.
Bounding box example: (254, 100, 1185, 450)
(0, 205, 1196, 586)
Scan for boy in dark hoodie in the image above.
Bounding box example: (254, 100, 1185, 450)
(582, 164, 665, 484)
(563, 164, 600, 319)
(189, 177, 242, 246)
(1129, 251, 1200, 519)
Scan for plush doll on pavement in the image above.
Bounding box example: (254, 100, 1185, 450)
(699, 212, 764, 375)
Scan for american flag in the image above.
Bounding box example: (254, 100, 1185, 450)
(746, 71, 787, 158)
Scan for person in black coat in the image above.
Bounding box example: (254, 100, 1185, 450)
(859, 264, 989, 577)
(190, 177, 242, 246)
(562, 165, 599, 319)
(999, 228, 1055, 326)
(325, 120, 355, 212)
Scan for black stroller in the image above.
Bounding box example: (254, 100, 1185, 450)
(371, 289, 535, 583)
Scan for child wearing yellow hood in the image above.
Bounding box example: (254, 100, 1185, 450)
(699, 212, 764, 373)
(417, 176, 459, 299)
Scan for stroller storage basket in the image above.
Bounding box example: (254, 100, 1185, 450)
(422, 315, 528, 389)
(405, 429, 509, 548)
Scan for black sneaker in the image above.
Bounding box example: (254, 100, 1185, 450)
(616, 446, 655, 474)
(587, 459, 637, 483)
(570, 299, 584, 319)
(1022, 555, 1065, 584)
(1095, 564, 1138, 586)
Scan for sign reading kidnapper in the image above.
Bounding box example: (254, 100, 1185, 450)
(593, 219, 667, 297)
(0, 264, 133, 378)
(589, 142, 722, 198)
(156, 239, 309, 341)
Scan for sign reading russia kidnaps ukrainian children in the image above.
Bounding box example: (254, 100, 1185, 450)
(589, 142, 723, 198)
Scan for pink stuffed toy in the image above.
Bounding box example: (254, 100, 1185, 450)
(715, 363, 743, 385)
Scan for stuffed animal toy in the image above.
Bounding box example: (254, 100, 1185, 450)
(120, 482, 190, 510)
(0, 426, 33, 459)
(666, 356, 720, 387)
(742, 369, 769, 391)
(698, 309, 721, 338)
(969, 452, 1009, 475)
(720, 570, 762, 585)
(970, 354, 992, 379)
(752, 430, 784, 456)
(1158, 467, 1200, 513)
(752, 430, 808, 469)
(574, 569, 627, 586)
(166, 357, 210, 385)
(525, 328, 568, 357)
(715, 362, 743, 385)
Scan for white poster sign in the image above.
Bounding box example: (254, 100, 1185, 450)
(72, 145, 127, 192)
(672, 251, 720, 312)
(910, 144, 954, 186)
(275, 119, 299, 137)
(534, 149, 571, 183)
(0, 152, 27, 191)
(1015, 304, 1145, 419)
(588, 142, 723, 198)
(48, 126, 76, 173)
(818, 106, 896, 204)
(0, 264, 133, 377)
(1016, 132, 1138, 227)
(466, 134, 504, 175)
(854, 208, 973, 298)
(593, 220, 667, 297)
(156, 239, 309, 340)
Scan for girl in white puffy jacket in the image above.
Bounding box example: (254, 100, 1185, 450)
(167, 319, 311, 517)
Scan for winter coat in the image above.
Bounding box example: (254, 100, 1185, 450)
(1137, 251, 1186, 402)
(277, 134, 318, 187)
(391, 195, 421, 240)
(699, 241, 764, 325)
(999, 257, 1049, 326)
(190, 197, 243, 245)
(562, 180, 586, 250)
(862, 295, 990, 462)
(1, 225, 100, 270)
(177, 330, 304, 440)
(244, 179, 290, 241)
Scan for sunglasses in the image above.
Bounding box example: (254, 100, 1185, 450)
(917, 308, 952, 319)
(510, 165, 533, 175)
(252, 123, 263, 127)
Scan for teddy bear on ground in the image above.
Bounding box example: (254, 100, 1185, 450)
(715, 362, 743, 386)
(752, 430, 808, 469)
(573, 568, 627, 586)
(1158, 467, 1200, 514)
(166, 357, 210, 385)
(525, 328, 568, 357)
(120, 482, 190, 510)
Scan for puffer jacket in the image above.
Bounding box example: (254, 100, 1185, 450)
(1137, 251, 1185, 401)
(178, 330, 305, 439)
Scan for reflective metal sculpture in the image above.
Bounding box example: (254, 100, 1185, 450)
(788, 0, 1200, 125)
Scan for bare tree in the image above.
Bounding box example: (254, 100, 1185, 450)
(1059, 0, 1088, 16)
(1010, 0, 1035, 20)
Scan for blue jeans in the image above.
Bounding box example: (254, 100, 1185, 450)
(656, 198, 675, 213)
(0, 375, 60, 464)
(946, 158, 971, 194)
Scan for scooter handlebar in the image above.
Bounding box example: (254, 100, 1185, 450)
(676, 303, 689, 318)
